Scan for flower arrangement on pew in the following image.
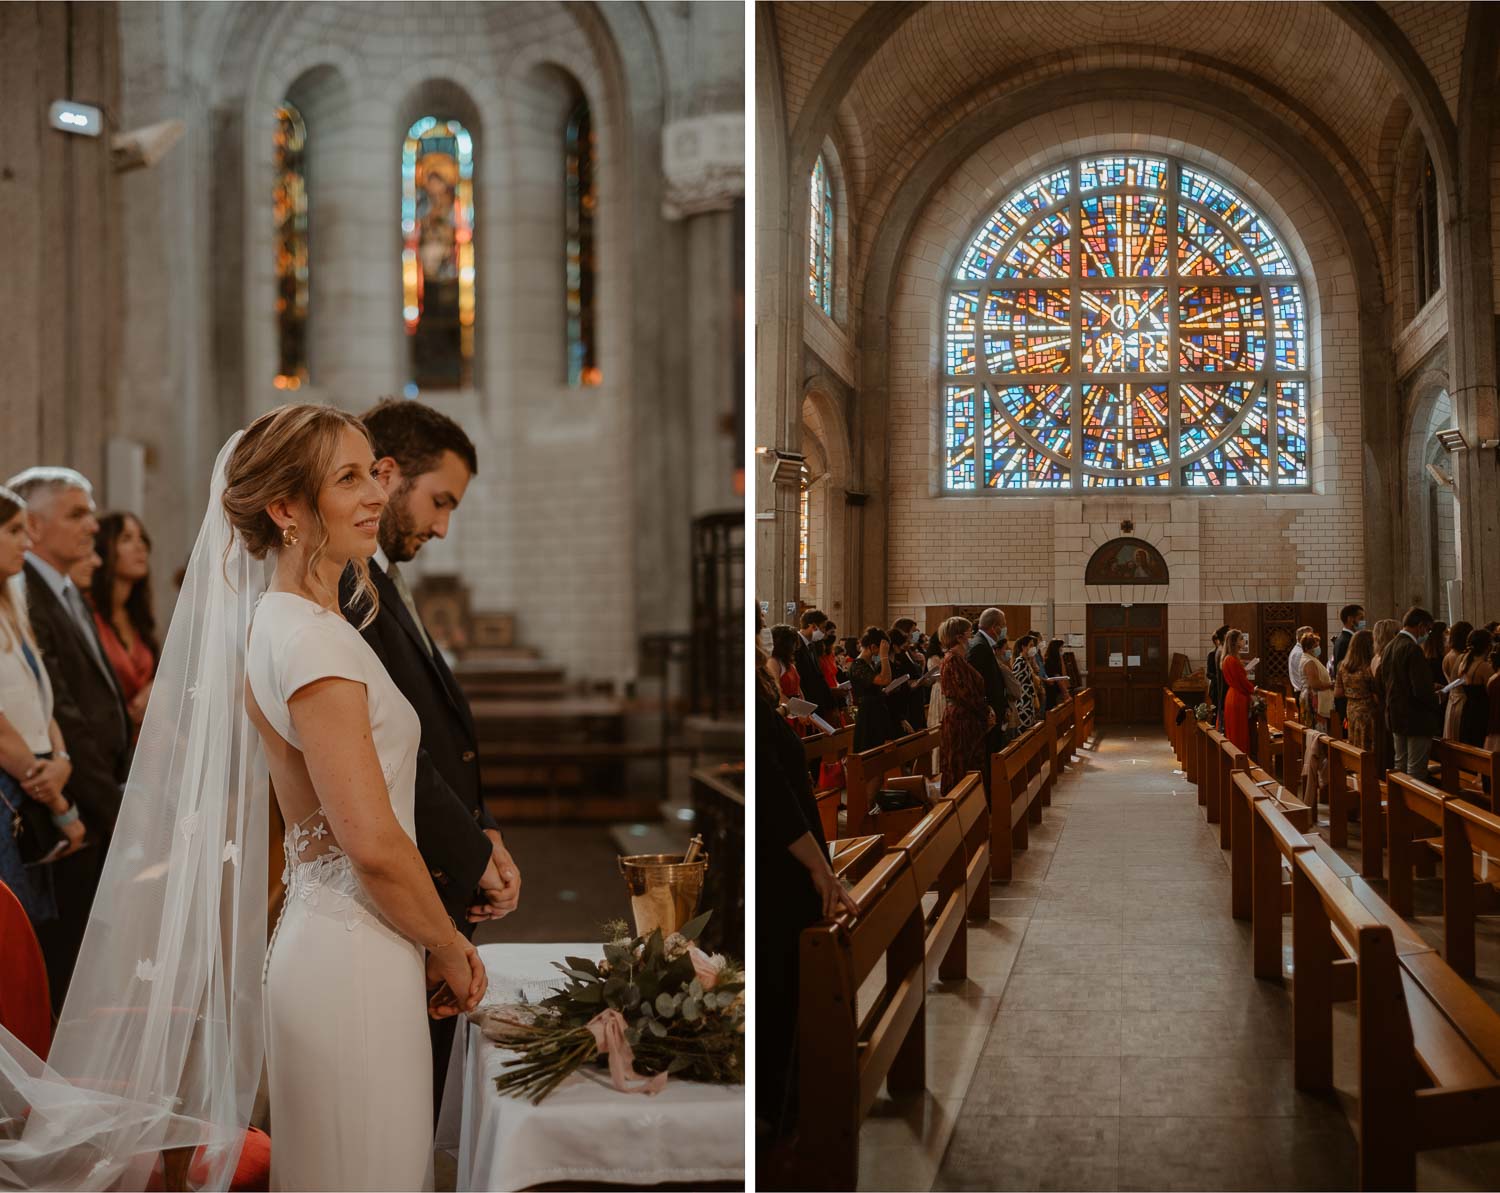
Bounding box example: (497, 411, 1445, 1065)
(472, 912, 745, 1104)
(1194, 702, 1215, 723)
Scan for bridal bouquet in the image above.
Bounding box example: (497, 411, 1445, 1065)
(475, 912, 745, 1104)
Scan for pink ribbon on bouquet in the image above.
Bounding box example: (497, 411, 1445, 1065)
(586, 1009, 668, 1096)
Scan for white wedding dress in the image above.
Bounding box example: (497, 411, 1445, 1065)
(247, 591, 434, 1192)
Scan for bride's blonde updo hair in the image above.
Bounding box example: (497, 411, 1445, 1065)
(222, 403, 380, 626)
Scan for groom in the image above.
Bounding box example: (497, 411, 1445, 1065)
(338, 399, 521, 1122)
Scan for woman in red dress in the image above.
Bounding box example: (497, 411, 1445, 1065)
(938, 616, 992, 795)
(88, 513, 159, 737)
(1221, 628, 1254, 752)
(765, 624, 810, 733)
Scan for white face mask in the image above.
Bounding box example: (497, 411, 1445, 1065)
(810, 630, 824, 643)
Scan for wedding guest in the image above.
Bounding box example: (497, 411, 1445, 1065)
(1383, 606, 1442, 778)
(1011, 633, 1041, 730)
(67, 551, 101, 592)
(1287, 625, 1313, 702)
(995, 635, 1024, 737)
(88, 513, 159, 732)
(0, 485, 85, 931)
(1206, 627, 1222, 720)
(938, 617, 990, 795)
(755, 660, 856, 1149)
(1485, 640, 1500, 754)
(343, 399, 520, 1124)
(6, 466, 130, 1011)
(886, 627, 924, 733)
(1040, 637, 1071, 709)
(792, 609, 838, 720)
(1444, 627, 1493, 746)
(968, 608, 1009, 751)
(1330, 604, 1364, 728)
(1443, 621, 1474, 684)
(1222, 629, 1254, 751)
(1298, 631, 1333, 730)
(1424, 621, 1449, 692)
(766, 624, 810, 733)
(850, 626, 898, 752)
(1369, 618, 1401, 778)
(1335, 629, 1378, 751)
(1211, 623, 1230, 731)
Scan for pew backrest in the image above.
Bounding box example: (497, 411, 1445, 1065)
(828, 834, 885, 884)
(1433, 739, 1498, 809)
(844, 727, 941, 834)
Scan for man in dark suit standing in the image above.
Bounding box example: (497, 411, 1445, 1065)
(793, 608, 839, 719)
(338, 400, 521, 1123)
(968, 607, 1010, 752)
(7, 468, 132, 1010)
(1383, 606, 1442, 778)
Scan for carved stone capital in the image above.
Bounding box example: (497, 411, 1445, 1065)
(661, 113, 744, 220)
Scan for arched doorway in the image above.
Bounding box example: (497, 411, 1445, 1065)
(1085, 538, 1170, 725)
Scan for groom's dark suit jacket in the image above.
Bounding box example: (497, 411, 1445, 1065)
(24, 560, 132, 836)
(338, 561, 497, 927)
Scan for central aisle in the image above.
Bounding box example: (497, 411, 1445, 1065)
(930, 729, 1357, 1192)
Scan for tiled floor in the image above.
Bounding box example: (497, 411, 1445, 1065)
(854, 727, 1500, 1192)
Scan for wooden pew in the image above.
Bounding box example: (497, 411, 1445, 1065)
(1074, 686, 1096, 748)
(1433, 739, 1498, 811)
(936, 771, 991, 922)
(1385, 771, 1447, 920)
(1254, 687, 1285, 778)
(1326, 736, 1380, 874)
(1438, 798, 1500, 978)
(1280, 718, 1321, 812)
(797, 851, 926, 1190)
(1290, 846, 1500, 1190)
(843, 728, 940, 836)
(1246, 791, 1338, 981)
(829, 834, 885, 885)
(991, 723, 1050, 883)
(893, 801, 970, 981)
(1045, 699, 1075, 789)
(804, 726, 856, 840)
(1229, 768, 1310, 929)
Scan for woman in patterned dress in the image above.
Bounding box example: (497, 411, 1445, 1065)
(1334, 629, 1377, 750)
(1011, 633, 1041, 730)
(938, 616, 992, 795)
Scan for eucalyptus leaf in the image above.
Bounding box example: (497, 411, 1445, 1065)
(667, 1055, 691, 1074)
(688, 978, 704, 1000)
(647, 1017, 668, 1038)
(622, 985, 641, 1009)
(564, 956, 600, 976)
(678, 910, 713, 942)
(625, 1027, 640, 1047)
(654, 992, 676, 1018)
(681, 997, 702, 1021)
(575, 983, 604, 1004)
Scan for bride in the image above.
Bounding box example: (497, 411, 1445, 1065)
(0, 404, 486, 1191)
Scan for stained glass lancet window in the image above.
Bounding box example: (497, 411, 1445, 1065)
(566, 99, 600, 387)
(798, 472, 810, 586)
(943, 155, 1308, 490)
(809, 155, 834, 314)
(273, 103, 309, 390)
(402, 117, 475, 391)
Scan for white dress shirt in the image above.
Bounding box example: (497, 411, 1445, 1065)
(0, 576, 55, 754)
(1287, 643, 1306, 693)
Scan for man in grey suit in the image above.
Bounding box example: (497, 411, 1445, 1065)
(1381, 606, 1441, 778)
(7, 468, 132, 1009)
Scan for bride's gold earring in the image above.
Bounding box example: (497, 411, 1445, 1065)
(282, 523, 299, 547)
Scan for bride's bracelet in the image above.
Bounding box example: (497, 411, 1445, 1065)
(425, 925, 462, 953)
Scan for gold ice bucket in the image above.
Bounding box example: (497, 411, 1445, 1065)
(617, 852, 708, 939)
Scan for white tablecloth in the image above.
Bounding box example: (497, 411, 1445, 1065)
(435, 942, 745, 1192)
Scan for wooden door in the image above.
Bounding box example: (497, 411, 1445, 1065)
(1221, 602, 1326, 695)
(1087, 604, 1168, 724)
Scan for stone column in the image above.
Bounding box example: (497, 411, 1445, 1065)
(661, 113, 745, 521)
(1447, 87, 1500, 617)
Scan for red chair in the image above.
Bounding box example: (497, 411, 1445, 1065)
(0, 879, 52, 1059)
(147, 1127, 271, 1192)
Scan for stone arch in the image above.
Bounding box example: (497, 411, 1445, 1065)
(1085, 538, 1170, 587)
(1392, 115, 1446, 325)
(850, 74, 1396, 625)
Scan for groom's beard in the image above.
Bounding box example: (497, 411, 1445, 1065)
(377, 481, 423, 563)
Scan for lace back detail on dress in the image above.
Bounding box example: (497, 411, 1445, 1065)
(269, 806, 384, 950)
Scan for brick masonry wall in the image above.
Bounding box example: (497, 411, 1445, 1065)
(878, 104, 1367, 670)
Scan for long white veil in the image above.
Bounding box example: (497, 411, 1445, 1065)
(0, 432, 272, 1190)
